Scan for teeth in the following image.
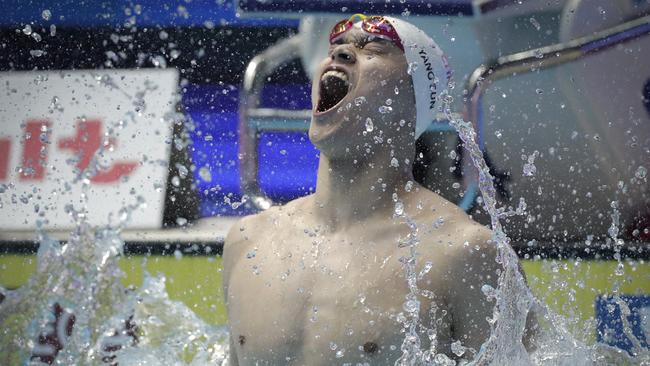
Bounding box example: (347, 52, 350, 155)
(321, 70, 348, 83)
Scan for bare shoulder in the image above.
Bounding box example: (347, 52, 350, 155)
(443, 212, 497, 277)
(413, 191, 498, 291)
(221, 214, 256, 286)
(451, 219, 495, 259)
(414, 189, 494, 257)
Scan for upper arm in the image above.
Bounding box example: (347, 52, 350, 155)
(448, 229, 538, 356)
(448, 229, 500, 354)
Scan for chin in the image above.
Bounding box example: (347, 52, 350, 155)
(309, 118, 340, 153)
(308, 124, 350, 165)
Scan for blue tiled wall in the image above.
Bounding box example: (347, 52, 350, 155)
(183, 83, 316, 217)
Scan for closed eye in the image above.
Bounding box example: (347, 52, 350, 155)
(328, 34, 394, 54)
(361, 41, 389, 53)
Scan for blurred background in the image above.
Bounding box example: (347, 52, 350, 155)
(0, 0, 649, 355)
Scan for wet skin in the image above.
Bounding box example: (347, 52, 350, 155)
(223, 27, 534, 365)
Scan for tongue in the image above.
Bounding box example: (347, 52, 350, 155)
(318, 76, 348, 112)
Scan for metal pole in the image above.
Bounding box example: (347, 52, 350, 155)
(465, 15, 650, 143)
(238, 35, 302, 211)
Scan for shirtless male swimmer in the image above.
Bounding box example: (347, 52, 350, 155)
(223, 15, 534, 365)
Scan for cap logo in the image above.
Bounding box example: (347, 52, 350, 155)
(384, 16, 451, 140)
(418, 48, 437, 109)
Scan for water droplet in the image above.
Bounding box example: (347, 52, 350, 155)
(529, 17, 541, 31)
(176, 217, 188, 226)
(394, 201, 404, 216)
(403, 298, 419, 313)
(385, 98, 393, 106)
(523, 151, 539, 176)
(329, 342, 338, 351)
(481, 284, 497, 300)
(390, 157, 399, 167)
(176, 164, 189, 179)
(42, 9, 52, 21)
(448, 150, 457, 159)
(419, 261, 433, 278)
(635, 166, 647, 179)
(535, 88, 543, 95)
(378, 105, 393, 114)
(354, 96, 366, 106)
(31, 32, 42, 42)
(22, 24, 32, 35)
(451, 340, 466, 357)
(198, 166, 212, 182)
(433, 217, 445, 228)
(365, 118, 374, 132)
(452, 182, 461, 189)
(407, 62, 418, 75)
(551, 262, 560, 273)
(404, 180, 413, 192)
(29, 50, 44, 57)
(335, 349, 345, 358)
(494, 130, 502, 139)
(171, 176, 180, 187)
(523, 163, 536, 176)
(614, 262, 624, 276)
(394, 86, 399, 94)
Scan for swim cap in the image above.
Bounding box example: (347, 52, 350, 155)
(382, 17, 453, 139)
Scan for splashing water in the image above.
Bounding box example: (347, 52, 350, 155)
(0, 197, 229, 365)
(435, 89, 648, 365)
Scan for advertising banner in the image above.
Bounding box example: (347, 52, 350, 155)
(0, 69, 179, 230)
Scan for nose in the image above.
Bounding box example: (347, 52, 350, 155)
(331, 45, 356, 64)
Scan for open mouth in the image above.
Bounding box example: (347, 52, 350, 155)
(316, 69, 350, 113)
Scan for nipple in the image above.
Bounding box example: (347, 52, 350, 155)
(363, 341, 378, 354)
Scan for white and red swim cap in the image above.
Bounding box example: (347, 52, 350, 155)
(382, 16, 453, 139)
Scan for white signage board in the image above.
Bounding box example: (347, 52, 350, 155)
(0, 69, 179, 230)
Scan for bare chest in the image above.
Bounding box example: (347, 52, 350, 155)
(227, 229, 449, 365)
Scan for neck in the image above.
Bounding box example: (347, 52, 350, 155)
(311, 148, 416, 231)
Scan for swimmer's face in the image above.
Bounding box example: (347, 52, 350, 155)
(309, 26, 416, 160)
